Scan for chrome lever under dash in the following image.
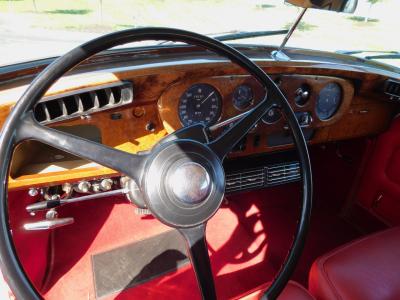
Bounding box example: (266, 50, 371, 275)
(23, 217, 74, 231)
(26, 188, 129, 213)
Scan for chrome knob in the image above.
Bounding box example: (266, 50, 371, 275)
(28, 188, 39, 197)
(92, 183, 101, 193)
(295, 85, 311, 105)
(62, 183, 73, 195)
(75, 181, 91, 193)
(168, 162, 211, 205)
(100, 179, 113, 191)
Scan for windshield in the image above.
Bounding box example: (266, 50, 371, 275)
(1, 0, 399, 68)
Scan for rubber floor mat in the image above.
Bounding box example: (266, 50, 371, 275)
(92, 229, 189, 298)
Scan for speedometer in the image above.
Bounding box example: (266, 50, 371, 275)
(178, 83, 222, 127)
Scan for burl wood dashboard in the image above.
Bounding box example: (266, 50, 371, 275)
(0, 51, 398, 191)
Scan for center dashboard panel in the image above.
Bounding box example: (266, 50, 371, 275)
(1, 60, 396, 191)
(158, 74, 355, 157)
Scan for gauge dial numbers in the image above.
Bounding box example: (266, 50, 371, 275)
(178, 83, 222, 127)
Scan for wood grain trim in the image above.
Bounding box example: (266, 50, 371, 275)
(1, 61, 397, 190)
(8, 103, 167, 190)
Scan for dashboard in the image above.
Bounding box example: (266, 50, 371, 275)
(0, 45, 398, 192)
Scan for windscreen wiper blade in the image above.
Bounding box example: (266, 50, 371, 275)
(364, 54, 400, 60)
(213, 29, 289, 41)
(157, 29, 288, 45)
(336, 50, 400, 55)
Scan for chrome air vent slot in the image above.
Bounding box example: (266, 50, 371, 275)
(225, 161, 301, 194)
(79, 92, 94, 111)
(63, 96, 79, 115)
(266, 162, 300, 186)
(384, 79, 400, 101)
(34, 81, 133, 124)
(226, 167, 264, 193)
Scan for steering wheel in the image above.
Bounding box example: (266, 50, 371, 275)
(0, 28, 312, 300)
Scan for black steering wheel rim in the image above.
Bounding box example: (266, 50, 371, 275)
(0, 27, 312, 300)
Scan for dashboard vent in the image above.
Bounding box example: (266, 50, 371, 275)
(226, 167, 265, 193)
(384, 79, 400, 101)
(225, 161, 300, 194)
(266, 162, 301, 186)
(34, 82, 133, 124)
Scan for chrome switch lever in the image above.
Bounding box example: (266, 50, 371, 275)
(26, 188, 128, 213)
(23, 217, 74, 231)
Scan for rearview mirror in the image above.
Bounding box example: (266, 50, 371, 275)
(285, 0, 358, 13)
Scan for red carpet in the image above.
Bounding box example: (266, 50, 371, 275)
(9, 183, 360, 300)
(8, 140, 371, 299)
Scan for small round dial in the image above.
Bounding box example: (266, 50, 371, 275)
(262, 107, 282, 124)
(232, 84, 253, 110)
(178, 83, 222, 127)
(316, 82, 342, 120)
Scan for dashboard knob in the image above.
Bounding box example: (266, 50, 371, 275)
(62, 183, 73, 195)
(75, 181, 91, 193)
(296, 112, 312, 127)
(100, 179, 113, 191)
(299, 89, 309, 99)
(28, 188, 39, 197)
(295, 84, 311, 106)
(92, 183, 101, 193)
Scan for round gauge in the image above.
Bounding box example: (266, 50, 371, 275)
(178, 83, 222, 127)
(232, 84, 253, 110)
(316, 82, 342, 120)
(262, 107, 282, 124)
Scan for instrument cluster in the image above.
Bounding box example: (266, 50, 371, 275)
(177, 78, 344, 128)
(178, 83, 256, 127)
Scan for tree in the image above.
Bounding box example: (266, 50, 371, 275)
(32, 0, 38, 13)
(365, 0, 383, 22)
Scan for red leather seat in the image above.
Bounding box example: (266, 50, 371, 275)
(237, 280, 315, 300)
(309, 227, 400, 300)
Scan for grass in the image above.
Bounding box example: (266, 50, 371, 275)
(348, 16, 379, 23)
(45, 9, 92, 15)
(0, 0, 243, 31)
(256, 4, 276, 9)
(284, 21, 317, 32)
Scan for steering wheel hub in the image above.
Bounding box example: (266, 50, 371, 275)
(169, 162, 211, 205)
(142, 140, 225, 228)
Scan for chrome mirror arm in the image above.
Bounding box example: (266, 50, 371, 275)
(271, 7, 308, 61)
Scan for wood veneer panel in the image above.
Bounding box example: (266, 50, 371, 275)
(0, 61, 396, 190)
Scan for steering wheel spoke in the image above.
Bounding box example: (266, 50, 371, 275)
(16, 113, 146, 183)
(208, 95, 276, 160)
(157, 123, 209, 145)
(178, 223, 216, 300)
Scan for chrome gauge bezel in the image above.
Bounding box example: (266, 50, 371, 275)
(232, 84, 254, 111)
(178, 83, 223, 127)
(315, 82, 343, 121)
(261, 106, 282, 125)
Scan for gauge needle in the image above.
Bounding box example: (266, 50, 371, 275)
(200, 91, 215, 105)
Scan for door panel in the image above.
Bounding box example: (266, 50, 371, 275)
(356, 117, 400, 225)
